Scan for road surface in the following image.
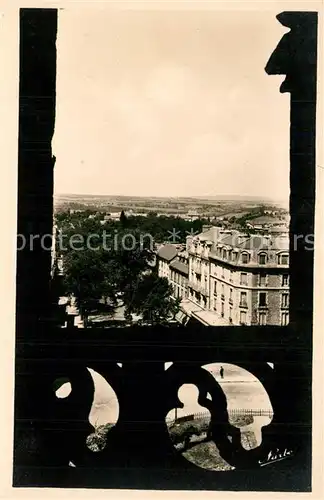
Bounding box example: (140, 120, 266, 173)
(56, 363, 273, 430)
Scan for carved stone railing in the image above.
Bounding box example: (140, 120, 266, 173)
(13, 9, 317, 491)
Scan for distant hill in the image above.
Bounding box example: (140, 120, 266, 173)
(54, 193, 288, 212)
(55, 193, 286, 203)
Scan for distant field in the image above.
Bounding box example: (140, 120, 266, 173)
(54, 194, 288, 218)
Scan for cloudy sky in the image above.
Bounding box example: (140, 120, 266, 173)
(53, 4, 293, 201)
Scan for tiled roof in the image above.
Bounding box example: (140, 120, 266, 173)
(157, 244, 179, 262)
(170, 259, 189, 275)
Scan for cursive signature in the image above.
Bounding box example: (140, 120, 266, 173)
(258, 448, 293, 467)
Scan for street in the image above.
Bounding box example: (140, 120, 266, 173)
(166, 362, 274, 421)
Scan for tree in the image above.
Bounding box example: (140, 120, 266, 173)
(62, 249, 112, 324)
(123, 275, 181, 326)
(119, 210, 128, 227)
(55, 211, 184, 326)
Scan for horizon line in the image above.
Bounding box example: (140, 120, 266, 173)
(54, 192, 288, 203)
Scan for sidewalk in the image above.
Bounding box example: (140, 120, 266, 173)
(206, 363, 258, 384)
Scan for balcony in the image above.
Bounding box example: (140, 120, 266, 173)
(14, 7, 315, 492)
(189, 281, 209, 296)
(221, 294, 225, 301)
(229, 298, 233, 305)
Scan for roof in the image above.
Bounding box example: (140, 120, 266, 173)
(197, 226, 219, 242)
(179, 299, 204, 316)
(218, 233, 242, 247)
(248, 216, 286, 226)
(269, 226, 289, 234)
(157, 244, 179, 262)
(169, 259, 189, 275)
(270, 235, 290, 250)
(237, 234, 289, 251)
(191, 309, 229, 326)
(174, 310, 190, 325)
(195, 227, 289, 254)
(237, 235, 269, 250)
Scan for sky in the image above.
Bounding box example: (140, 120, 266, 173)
(53, 5, 292, 201)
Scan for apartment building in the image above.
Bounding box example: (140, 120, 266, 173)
(187, 226, 289, 326)
(156, 244, 182, 280)
(169, 250, 189, 300)
(157, 226, 290, 327)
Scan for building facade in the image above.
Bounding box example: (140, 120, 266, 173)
(156, 244, 182, 280)
(157, 226, 289, 327)
(169, 250, 189, 300)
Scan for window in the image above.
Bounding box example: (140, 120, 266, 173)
(240, 272, 248, 285)
(221, 284, 225, 297)
(229, 307, 233, 323)
(259, 292, 267, 307)
(281, 311, 289, 326)
(278, 253, 289, 265)
(259, 273, 267, 286)
(222, 249, 227, 260)
(213, 280, 217, 295)
(259, 311, 267, 325)
(282, 274, 289, 286)
(240, 310, 247, 324)
(240, 291, 247, 307)
(282, 293, 289, 307)
(221, 302, 224, 317)
(258, 253, 267, 265)
(229, 288, 233, 303)
(15, 12, 315, 489)
(229, 270, 233, 282)
(241, 252, 250, 264)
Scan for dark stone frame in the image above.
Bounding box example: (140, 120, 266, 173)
(13, 8, 317, 491)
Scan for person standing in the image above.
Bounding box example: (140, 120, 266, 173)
(220, 366, 224, 379)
